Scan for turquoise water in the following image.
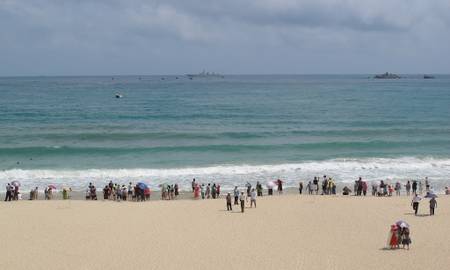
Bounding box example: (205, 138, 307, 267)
(1, 75, 450, 190)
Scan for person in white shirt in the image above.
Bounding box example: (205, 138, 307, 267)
(411, 194, 422, 215)
(250, 188, 257, 208)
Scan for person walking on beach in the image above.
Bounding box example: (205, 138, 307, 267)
(233, 186, 239, 205)
(239, 191, 246, 213)
(299, 182, 303, 194)
(429, 197, 437, 216)
(250, 188, 257, 208)
(226, 193, 232, 211)
(411, 194, 422, 215)
(191, 178, 196, 192)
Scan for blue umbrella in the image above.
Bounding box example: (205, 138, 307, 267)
(425, 192, 438, 199)
(137, 182, 148, 190)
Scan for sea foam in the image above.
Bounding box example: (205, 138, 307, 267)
(1, 157, 450, 191)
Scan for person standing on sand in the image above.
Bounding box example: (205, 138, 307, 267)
(411, 194, 422, 215)
(250, 188, 257, 208)
(395, 182, 401, 196)
(405, 181, 411, 196)
(299, 182, 303, 194)
(206, 184, 211, 199)
(362, 181, 367, 196)
(239, 191, 246, 213)
(400, 226, 411, 250)
(226, 193, 232, 211)
(4, 183, 13, 201)
(128, 182, 133, 198)
(192, 178, 196, 192)
(371, 182, 377, 196)
(233, 186, 239, 205)
(429, 197, 437, 216)
(306, 181, 312, 195)
(277, 179, 283, 195)
(412, 180, 417, 194)
(388, 224, 399, 249)
(312, 177, 318, 195)
(200, 184, 205, 199)
(256, 182, 263, 197)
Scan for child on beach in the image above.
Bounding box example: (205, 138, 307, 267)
(429, 197, 437, 216)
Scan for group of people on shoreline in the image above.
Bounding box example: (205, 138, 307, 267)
(3, 177, 449, 202)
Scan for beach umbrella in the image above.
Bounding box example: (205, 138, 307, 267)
(11, 180, 21, 187)
(424, 192, 438, 199)
(137, 182, 148, 190)
(266, 181, 276, 189)
(396, 220, 410, 228)
(48, 184, 57, 190)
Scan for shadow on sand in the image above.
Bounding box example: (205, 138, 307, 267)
(404, 213, 429, 217)
(379, 247, 408, 251)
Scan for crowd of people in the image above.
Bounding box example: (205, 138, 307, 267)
(3, 176, 449, 203)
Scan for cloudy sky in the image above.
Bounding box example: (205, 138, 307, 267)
(1, 0, 449, 76)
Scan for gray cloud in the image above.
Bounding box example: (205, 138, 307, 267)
(0, 0, 449, 75)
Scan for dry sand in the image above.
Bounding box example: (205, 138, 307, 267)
(1, 195, 449, 270)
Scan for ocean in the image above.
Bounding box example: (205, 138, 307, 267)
(1, 75, 450, 191)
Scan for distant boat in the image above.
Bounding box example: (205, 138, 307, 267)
(374, 72, 401, 79)
(186, 70, 224, 79)
(115, 93, 123, 98)
(423, 75, 435, 79)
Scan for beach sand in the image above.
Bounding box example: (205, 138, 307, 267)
(1, 195, 449, 270)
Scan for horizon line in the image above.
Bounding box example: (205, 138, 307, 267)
(1, 73, 448, 78)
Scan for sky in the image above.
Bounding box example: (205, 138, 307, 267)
(1, 0, 449, 76)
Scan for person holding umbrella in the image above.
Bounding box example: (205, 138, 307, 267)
(411, 194, 422, 215)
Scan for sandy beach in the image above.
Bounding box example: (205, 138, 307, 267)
(1, 194, 448, 270)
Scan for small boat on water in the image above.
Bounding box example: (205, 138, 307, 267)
(424, 75, 435, 79)
(186, 70, 224, 79)
(115, 93, 123, 98)
(374, 72, 401, 79)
